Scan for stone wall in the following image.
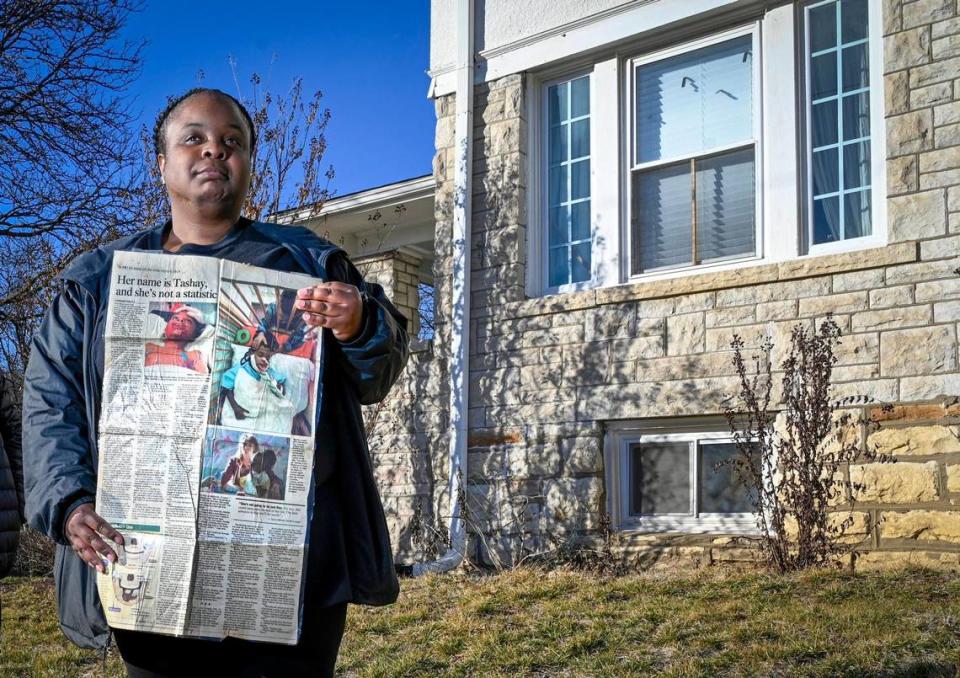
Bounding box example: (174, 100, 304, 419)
(852, 401, 960, 570)
(372, 0, 960, 569)
(355, 250, 424, 338)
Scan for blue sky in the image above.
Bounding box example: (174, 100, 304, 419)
(124, 1, 434, 197)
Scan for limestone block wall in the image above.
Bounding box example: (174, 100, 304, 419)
(355, 250, 424, 338)
(376, 0, 960, 569)
(853, 401, 960, 570)
(355, 251, 449, 563)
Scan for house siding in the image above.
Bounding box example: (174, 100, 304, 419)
(372, 0, 960, 570)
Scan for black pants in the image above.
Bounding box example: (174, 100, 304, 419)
(113, 602, 348, 678)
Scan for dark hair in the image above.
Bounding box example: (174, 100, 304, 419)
(153, 87, 256, 157)
(250, 447, 277, 473)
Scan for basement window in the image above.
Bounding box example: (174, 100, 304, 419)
(607, 422, 760, 534)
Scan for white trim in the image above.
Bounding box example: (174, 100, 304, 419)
(273, 175, 434, 223)
(591, 58, 622, 290)
(762, 3, 800, 262)
(429, 0, 772, 97)
(526, 73, 544, 298)
(868, 0, 888, 243)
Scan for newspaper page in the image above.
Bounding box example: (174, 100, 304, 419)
(95, 250, 323, 644)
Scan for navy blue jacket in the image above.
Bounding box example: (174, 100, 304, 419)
(0, 374, 23, 577)
(23, 221, 406, 649)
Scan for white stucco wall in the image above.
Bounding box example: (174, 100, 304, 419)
(430, 0, 637, 72)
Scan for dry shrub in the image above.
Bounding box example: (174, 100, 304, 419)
(724, 316, 890, 573)
(12, 526, 55, 577)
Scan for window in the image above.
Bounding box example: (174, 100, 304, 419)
(543, 74, 592, 289)
(416, 281, 435, 342)
(804, 0, 873, 247)
(629, 32, 758, 275)
(528, 3, 885, 295)
(606, 423, 759, 533)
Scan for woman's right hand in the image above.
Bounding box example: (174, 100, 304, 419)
(65, 503, 124, 573)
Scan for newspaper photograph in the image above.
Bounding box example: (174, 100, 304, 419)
(94, 250, 323, 644)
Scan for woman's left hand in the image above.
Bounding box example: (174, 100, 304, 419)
(296, 282, 364, 342)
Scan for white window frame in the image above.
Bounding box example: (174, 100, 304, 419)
(525, 1, 887, 298)
(606, 421, 760, 535)
(802, 0, 887, 256)
(624, 24, 764, 281)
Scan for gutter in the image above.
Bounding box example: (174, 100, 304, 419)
(411, 0, 474, 576)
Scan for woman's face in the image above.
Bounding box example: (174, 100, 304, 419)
(165, 311, 199, 341)
(242, 440, 256, 463)
(157, 93, 252, 217)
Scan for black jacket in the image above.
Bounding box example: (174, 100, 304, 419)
(24, 221, 407, 648)
(0, 374, 23, 577)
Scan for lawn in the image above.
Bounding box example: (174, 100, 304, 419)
(2, 567, 959, 676)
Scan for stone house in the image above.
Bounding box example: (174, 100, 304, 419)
(285, 0, 960, 571)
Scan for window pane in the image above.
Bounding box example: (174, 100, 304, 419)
(416, 282, 435, 342)
(630, 442, 691, 515)
(841, 42, 869, 91)
(840, 0, 868, 43)
(549, 246, 569, 287)
(549, 205, 570, 245)
(635, 35, 753, 163)
(571, 159, 590, 200)
(811, 100, 839, 148)
(548, 166, 567, 205)
(699, 442, 758, 514)
(809, 3, 837, 52)
(571, 241, 591, 283)
(571, 76, 590, 118)
(571, 119, 590, 159)
(841, 92, 870, 141)
(813, 195, 841, 244)
(843, 141, 871, 190)
(549, 124, 567, 161)
(632, 162, 693, 273)
(810, 51, 837, 99)
(812, 147, 839, 196)
(548, 83, 568, 122)
(571, 201, 590, 241)
(696, 147, 756, 262)
(844, 189, 871, 238)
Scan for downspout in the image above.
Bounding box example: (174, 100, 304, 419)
(413, 0, 473, 576)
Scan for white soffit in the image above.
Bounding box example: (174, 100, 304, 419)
(429, 0, 758, 97)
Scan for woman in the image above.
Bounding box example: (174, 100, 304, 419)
(23, 88, 408, 677)
(219, 434, 258, 495)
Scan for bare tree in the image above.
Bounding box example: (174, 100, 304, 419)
(242, 72, 334, 222)
(0, 0, 146, 379)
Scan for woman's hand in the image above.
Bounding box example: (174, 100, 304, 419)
(65, 504, 124, 573)
(296, 282, 364, 342)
